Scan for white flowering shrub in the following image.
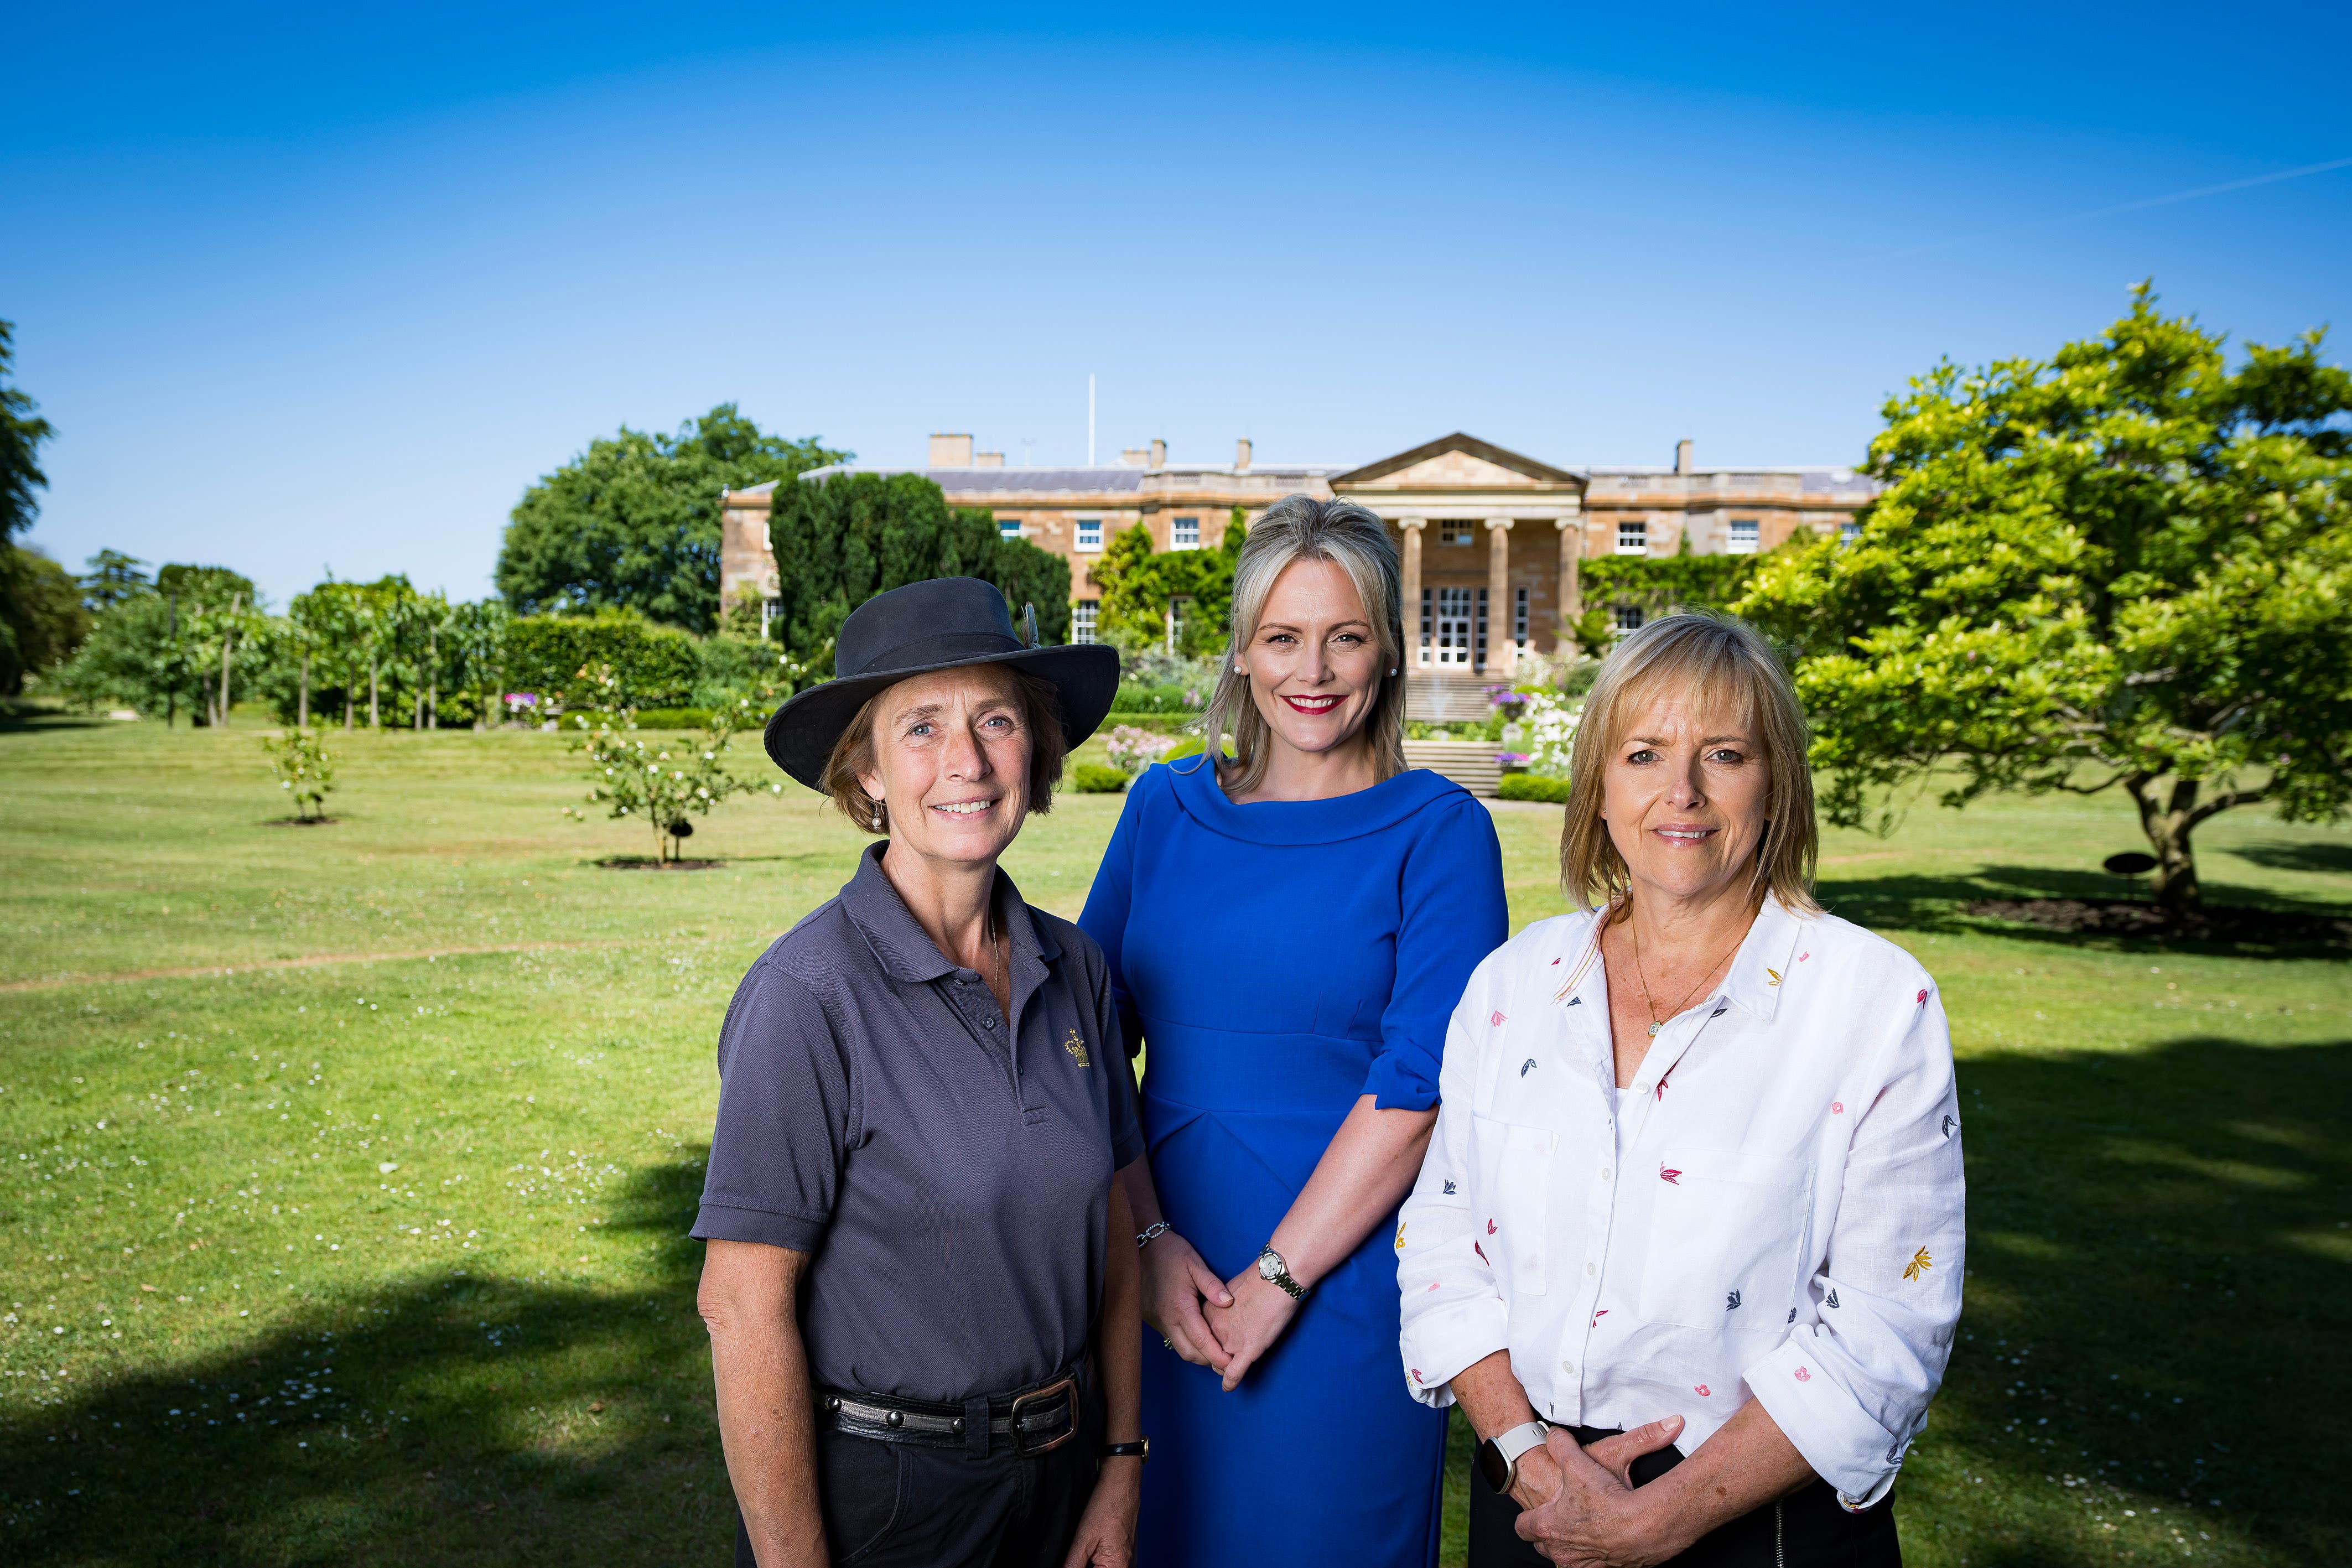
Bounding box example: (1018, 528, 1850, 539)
(1518, 689, 1583, 779)
(562, 657, 803, 863)
(261, 729, 337, 821)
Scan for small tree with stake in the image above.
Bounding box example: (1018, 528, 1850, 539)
(562, 658, 801, 863)
(261, 728, 336, 822)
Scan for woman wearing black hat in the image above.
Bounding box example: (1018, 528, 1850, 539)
(693, 577, 1146, 1568)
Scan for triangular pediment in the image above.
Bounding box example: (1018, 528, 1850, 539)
(1331, 432, 1579, 489)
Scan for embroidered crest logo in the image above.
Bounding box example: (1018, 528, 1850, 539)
(1063, 1029, 1091, 1068)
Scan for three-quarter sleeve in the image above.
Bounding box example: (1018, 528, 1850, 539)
(1367, 796, 1508, 1111)
(1078, 776, 1148, 1061)
(1395, 951, 1510, 1406)
(1745, 982, 1967, 1508)
(690, 958, 859, 1253)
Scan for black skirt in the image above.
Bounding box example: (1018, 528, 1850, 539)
(1468, 1425, 1900, 1568)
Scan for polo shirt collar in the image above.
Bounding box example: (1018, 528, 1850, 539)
(1718, 891, 1807, 1023)
(840, 842, 1058, 984)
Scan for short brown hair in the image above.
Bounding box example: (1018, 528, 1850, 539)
(1558, 612, 1819, 914)
(821, 666, 1069, 835)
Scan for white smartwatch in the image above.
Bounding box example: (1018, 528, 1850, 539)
(1476, 1420, 1553, 1495)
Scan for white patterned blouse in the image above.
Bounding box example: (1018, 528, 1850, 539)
(1396, 894, 1966, 1509)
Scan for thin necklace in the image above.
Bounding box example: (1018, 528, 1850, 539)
(1629, 915, 1748, 1039)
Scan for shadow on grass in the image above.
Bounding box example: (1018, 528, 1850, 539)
(2225, 840, 2352, 876)
(1820, 864, 2351, 958)
(2, 1154, 736, 1566)
(1923, 1034, 2351, 1566)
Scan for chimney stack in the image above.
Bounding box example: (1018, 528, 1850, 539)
(1148, 438, 1166, 469)
(974, 450, 1005, 467)
(1235, 437, 1252, 471)
(929, 433, 974, 467)
(1674, 438, 1693, 475)
(1119, 447, 1149, 466)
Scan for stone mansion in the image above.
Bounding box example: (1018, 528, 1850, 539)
(718, 430, 1880, 682)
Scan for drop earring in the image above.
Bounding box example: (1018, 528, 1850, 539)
(870, 798, 885, 831)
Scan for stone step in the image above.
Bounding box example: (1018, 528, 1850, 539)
(1405, 669, 1500, 723)
(1404, 739, 1504, 798)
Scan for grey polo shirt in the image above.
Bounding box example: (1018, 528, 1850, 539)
(693, 843, 1145, 1404)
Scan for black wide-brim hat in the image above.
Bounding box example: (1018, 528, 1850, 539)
(764, 577, 1120, 791)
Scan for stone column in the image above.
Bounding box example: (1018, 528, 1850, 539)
(1484, 517, 1514, 676)
(1555, 512, 1583, 653)
(1399, 518, 1426, 668)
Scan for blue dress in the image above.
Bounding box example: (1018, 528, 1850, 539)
(1079, 760, 1507, 1568)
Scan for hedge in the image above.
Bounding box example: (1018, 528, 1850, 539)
(1110, 683, 1202, 714)
(503, 611, 700, 705)
(1073, 763, 1129, 794)
(1497, 772, 1573, 804)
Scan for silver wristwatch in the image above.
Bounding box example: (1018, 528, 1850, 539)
(1476, 1420, 1553, 1494)
(1255, 1243, 1308, 1300)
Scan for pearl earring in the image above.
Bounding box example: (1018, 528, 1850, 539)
(870, 799, 885, 830)
(1388, 667, 1398, 676)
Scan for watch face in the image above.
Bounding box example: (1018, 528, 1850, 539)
(1477, 1440, 1510, 1492)
(1257, 1252, 1280, 1281)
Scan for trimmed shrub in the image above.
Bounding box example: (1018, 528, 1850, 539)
(1073, 762, 1129, 794)
(625, 708, 714, 730)
(1497, 772, 1574, 804)
(505, 611, 699, 706)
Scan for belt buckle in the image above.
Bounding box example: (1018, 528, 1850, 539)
(1007, 1377, 1076, 1456)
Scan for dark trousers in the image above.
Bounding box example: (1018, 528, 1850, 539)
(735, 1389, 1104, 1568)
(1469, 1425, 1901, 1568)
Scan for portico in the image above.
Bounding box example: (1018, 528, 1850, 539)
(1328, 434, 1587, 680)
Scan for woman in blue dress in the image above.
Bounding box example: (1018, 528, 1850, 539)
(1079, 496, 1507, 1568)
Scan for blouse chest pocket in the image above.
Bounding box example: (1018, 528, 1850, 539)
(1637, 1147, 1811, 1331)
(1469, 1113, 1555, 1297)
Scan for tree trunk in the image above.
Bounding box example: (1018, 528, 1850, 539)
(343, 687, 353, 729)
(298, 652, 310, 728)
(368, 655, 380, 729)
(217, 592, 242, 728)
(2124, 774, 2203, 917)
(427, 626, 438, 730)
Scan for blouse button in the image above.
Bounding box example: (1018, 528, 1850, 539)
(1599, 1166, 1612, 1182)
(1585, 1261, 1598, 1277)
(1560, 1359, 1576, 1376)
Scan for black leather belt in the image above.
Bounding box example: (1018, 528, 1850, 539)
(817, 1363, 1084, 1458)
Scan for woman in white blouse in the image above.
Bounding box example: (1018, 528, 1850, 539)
(1397, 614, 1965, 1567)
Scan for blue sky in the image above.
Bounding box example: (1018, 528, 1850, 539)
(8, 3, 2350, 608)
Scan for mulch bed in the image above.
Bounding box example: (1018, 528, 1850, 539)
(595, 858, 725, 871)
(1964, 896, 2351, 946)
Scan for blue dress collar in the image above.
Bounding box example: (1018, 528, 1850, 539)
(1158, 755, 1473, 846)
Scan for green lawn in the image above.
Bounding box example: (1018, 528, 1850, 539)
(2, 717, 2346, 1566)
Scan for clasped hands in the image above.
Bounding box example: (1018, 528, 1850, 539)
(1139, 1230, 1299, 1393)
(1507, 1414, 1689, 1568)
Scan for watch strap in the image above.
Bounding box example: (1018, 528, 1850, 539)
(1256, 1243, 1309, 1300)
(1101, 1439, 1149, 1462)
(1477, 1420, 1551, 1494)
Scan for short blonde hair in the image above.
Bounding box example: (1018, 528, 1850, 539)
(821, 666, 1068, 834)
(1558, 612, 1818, 914)
(1198, 495, 1408, 797)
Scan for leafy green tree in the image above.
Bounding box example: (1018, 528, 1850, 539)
(766, 471, 1071, 675)
(0, 546, 92, 693)
(81, 550, 152, 613)
(261, 729, 337, 821)
(499, 405, 843, 633)
(1092, 508, 1248, 657)
(0, 320, 50, 546)
(1739, 285, 2352, 917)
(562, 661, 792, 863)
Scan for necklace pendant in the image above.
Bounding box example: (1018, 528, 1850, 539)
(1646, 1021, 1662, 1037)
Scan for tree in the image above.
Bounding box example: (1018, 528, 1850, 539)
(498, 405, 844, 634)
(0, 546, 92, 693)
(81, 550, 152, 613)
(0, 320, 50, 546)
(1091, 508, 1248, 656)
(766, 470, 1071, 674)
(1738, 285, 2352, 917)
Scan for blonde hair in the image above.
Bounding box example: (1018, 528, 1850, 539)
(1198, 495, 1408, 797)
(821, 666, 1068, 834)
(1557, 612, 1819, 914)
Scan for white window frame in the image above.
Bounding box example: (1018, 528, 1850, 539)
(1071, 600, 1099, 644)
(1840, 519, 1862, 545)
(1171, 515, 1200, 550)
(1440, 522, 1475, 547)
(1613, 603, 1646, 632)
(1728, 517, 1759, 555)
(1165, 594, 1194, 655)
(1616, 520, 1648, 556)
(999, 515, 1023, 539)
(1074, 517, 1103, 552)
